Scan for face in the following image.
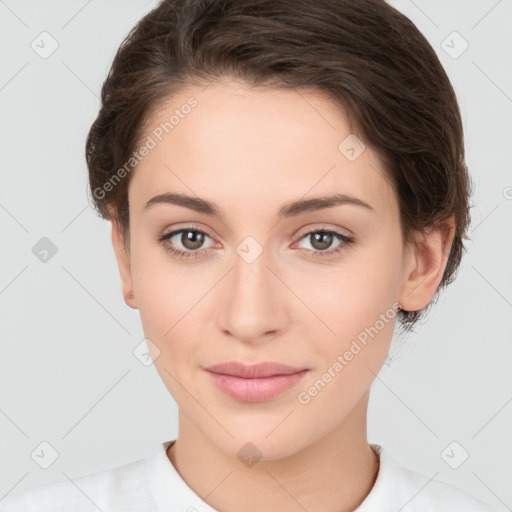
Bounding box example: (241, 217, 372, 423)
(111, 78, 451, 460)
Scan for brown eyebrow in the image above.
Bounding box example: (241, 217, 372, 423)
(143, 192, 374, 219)
(278, 193, 374, 217)
(144, 193, 223, 218)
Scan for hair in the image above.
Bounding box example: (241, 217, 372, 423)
(85, 0, 473, 334)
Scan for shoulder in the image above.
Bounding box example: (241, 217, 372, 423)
(0, 451, 154, 512)
(356, 444, 497, 512)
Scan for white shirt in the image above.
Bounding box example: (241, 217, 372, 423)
(0, 441, 496, 511)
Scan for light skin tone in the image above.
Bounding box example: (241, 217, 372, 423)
(110, 78, 455, 512)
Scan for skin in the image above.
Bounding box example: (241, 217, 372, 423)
(110, 77, 455, 512)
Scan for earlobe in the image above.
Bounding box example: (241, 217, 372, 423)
(110, 214, 138, 310)
(398, 216, 456, 313)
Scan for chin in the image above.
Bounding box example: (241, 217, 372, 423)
(218, 433, 305, 464)
(198, 417, 315, 464)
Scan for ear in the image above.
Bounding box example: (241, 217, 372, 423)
(110, 213, 138, 310)
(398, 215, 456, 313)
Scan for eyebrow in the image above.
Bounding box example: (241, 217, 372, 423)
(143, 192, 374, 219)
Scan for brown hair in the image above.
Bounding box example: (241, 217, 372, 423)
(86, 0, 473, 333)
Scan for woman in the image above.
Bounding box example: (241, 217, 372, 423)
(0, 0, 497, 510)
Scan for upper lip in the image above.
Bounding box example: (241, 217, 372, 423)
(203, 362, 307, 378)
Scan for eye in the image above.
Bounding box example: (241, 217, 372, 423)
(158, 226, 215, 260)
(295, 228, 354, 258)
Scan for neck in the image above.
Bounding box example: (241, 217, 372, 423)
(166, 393, 379, 512)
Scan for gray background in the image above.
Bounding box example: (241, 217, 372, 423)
(0, 0, 511, 510)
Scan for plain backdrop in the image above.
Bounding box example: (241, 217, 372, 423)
(0, 0, 511, 510)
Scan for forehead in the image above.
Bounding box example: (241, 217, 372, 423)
(129, 79, 397, 220)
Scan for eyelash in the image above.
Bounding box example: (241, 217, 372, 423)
(157, 225, 355, 260)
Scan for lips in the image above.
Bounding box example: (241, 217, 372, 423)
(203, 361, 307, 378)
(203, 361, 309, 402)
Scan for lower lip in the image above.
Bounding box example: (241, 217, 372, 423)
(205, 370, 309, 403)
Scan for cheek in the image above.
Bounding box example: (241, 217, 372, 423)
(292, 242, 402, 402)
(294, 248, 401, 343)
(131, 252, 204, 403)
(129, 243, 200, 359)
(296, 274, 399, 421)
(130, 232, 193, 319)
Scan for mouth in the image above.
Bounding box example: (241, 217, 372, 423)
(203, 361, 310, 403)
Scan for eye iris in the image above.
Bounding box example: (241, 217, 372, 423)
(311, 232, 333, 251)
(182, 230, 205, 250)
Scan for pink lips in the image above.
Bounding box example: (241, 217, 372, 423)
(203, 362, 309, 402)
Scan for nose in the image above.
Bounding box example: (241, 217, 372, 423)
(215, 245, 288, 345)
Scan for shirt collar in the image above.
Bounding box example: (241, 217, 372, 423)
(146, 440, 386, 511)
